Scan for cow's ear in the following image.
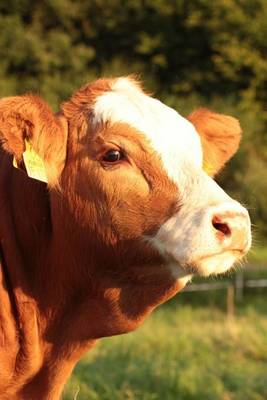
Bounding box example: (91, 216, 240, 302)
(188, 108, 241, 177)
(0, 94, 68, 186)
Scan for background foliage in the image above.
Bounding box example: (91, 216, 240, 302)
(0, 0, 267, 239)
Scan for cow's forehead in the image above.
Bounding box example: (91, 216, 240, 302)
(93, 77, 203, 185)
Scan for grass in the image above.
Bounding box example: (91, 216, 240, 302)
(63, 289, 267, 400)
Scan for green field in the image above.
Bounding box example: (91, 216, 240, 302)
(64, 287, 267, 400)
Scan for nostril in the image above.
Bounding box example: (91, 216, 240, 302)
(212, 217, 231, 237)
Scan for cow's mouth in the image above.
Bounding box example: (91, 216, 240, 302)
(187, 249, 246, 277)
(169, 248, 246, 279)
(198, 248, 245, 261)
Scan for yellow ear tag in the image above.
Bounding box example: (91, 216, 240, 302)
(22, 139, 48, 183)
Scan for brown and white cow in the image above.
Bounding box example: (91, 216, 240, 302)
(0, 77, 251, 399)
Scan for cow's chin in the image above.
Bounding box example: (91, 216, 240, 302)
(191, 250, 243, 277)
(169, 250, 244, 279)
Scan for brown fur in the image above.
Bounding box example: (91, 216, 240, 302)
(0, 78, 241, 399)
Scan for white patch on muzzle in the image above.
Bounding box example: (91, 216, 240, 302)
(152, 173, 251, 276)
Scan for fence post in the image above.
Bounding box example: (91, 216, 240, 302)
(235, 270, 244, 302)
(227, 285, 235, 318)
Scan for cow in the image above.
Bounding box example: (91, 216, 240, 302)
(0, 76, 251, 399)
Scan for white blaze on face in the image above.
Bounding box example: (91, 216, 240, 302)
(93, 77, 203, 192)
(154, 176, 249, 275)
(92, 77, 251, 279)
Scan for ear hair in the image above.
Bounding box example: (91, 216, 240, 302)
(0, 94, 68, 187)
(188, 108, 242, 177)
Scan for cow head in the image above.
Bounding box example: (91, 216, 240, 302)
(0, 77, 251, 335)
(61, 77, 251, 277)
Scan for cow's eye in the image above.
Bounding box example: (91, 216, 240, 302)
(102, 149, 124, 163)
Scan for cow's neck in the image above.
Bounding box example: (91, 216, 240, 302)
(0, 167, 184, 399)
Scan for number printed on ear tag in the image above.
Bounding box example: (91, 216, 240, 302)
(22, 139, 48, 183)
